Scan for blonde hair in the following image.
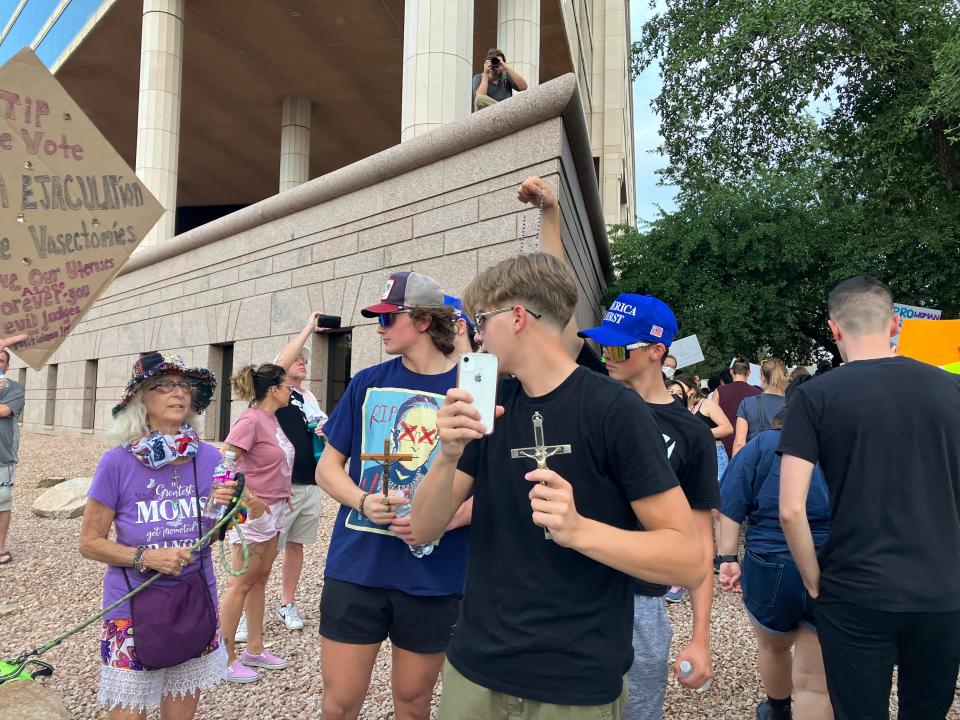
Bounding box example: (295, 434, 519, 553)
(463, 253, 578, 330)
(108, 387, 199, 445)
(231, 363, 286, 406)
(760, 357, 789, 394)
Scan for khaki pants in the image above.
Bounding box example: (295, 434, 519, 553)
(438, 659, 628, 720)
(473, 94, 499, 111)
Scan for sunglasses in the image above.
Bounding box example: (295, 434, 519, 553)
(473, 305, 543, 330)
(378, 309, 414, 328)
(600, 341, 653, 362)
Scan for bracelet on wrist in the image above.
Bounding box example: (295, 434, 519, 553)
(133, 545, 147, 574)
(358, 492, 371, 518)
(716, 554, 739, 564)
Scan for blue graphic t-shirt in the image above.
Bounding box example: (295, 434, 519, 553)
(323, 356, 467, 597)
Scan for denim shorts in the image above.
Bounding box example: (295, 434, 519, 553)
(741, 549, 816, 635)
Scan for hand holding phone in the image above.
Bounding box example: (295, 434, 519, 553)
(456, 353, 499, 435)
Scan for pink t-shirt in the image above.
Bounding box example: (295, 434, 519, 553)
(225, 407, 294, 503)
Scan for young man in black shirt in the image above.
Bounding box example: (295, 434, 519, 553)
(580, 294, 718, 719)
(412, 253, 704, 718)
(779, 276, 960, 719)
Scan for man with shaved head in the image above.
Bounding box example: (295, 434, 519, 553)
(778, 276, 960, 719)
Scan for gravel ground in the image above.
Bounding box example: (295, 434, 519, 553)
(2, 433, 957, 719)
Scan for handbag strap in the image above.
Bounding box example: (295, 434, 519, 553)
(189, 456, 207, 577)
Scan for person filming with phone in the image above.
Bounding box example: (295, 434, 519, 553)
(472, 48, 529, 111)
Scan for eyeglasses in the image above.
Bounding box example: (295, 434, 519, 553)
(150, 380, 196, 394)
(600, 341, 653, 362)
(378, 309, 414, 328)
(274, 383, 292, 392)
(473, 305, 543, 330)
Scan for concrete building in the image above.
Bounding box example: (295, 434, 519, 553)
(1, 1, 634, 439)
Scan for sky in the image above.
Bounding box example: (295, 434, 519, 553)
(630, 0, 677, 226)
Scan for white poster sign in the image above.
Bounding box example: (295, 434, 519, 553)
(893, 302, 941, 345)
(670, 335, 704, 369)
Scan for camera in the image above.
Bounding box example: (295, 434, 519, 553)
(490, 56, 501, 68)
(316, 314, 342, 329)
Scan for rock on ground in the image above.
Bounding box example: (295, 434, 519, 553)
(0, 681, 71, 720)
(30, 476, 92, 519)
(1, 433, 957, 719)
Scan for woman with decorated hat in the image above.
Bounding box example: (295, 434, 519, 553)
(79, 352, 238, 718)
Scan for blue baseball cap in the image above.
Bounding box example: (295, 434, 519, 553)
(578, 294, 678, 347)
(444, 294, 475, 330)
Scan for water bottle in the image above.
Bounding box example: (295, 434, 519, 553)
(203, 451, 236, 520)
(679, 660, 712, 693)
(394, 498, 434, 559)
(308, 422, 326, 461)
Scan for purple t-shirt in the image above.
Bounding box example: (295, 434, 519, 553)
(86, 442, 220, 620)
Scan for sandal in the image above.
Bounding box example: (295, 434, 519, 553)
(0, 551, 11, 566)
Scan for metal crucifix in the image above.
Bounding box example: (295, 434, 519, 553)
(511, 411, 572, 539)
(360, 437, 412, 505)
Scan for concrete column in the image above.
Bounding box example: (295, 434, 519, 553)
(401, 0, 474, 142)
(279, 96, 311, 193)
(135, 0, 185, 248)
(497, 0, 540, 87)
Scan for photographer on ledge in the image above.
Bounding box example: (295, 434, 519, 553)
(472, 48, 528, 111)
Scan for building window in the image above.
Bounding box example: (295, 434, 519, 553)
(215, 344, 235, 441)
(83, 360, 98, 430)
(44, 364, 58, 426)
(326, 332, 352, 412)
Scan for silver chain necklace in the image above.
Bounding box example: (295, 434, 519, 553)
(519, 186, 544, 242)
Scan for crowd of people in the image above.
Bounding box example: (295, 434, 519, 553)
(0, 174, 958, 720)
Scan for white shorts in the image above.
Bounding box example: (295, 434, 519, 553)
(98, 643, 227, 711)
(227, 500, 287, 545)
(279, 484, 323, 548)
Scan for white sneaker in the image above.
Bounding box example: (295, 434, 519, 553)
(278, 603, 304, 631)
(235, 614, 248, 643)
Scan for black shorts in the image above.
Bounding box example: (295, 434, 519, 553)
(319, 578, 460, 654)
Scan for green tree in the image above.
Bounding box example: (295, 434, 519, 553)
(607, 166, 960, 370)
(619, 0, 960, 370)
(632, 0, 960, 195)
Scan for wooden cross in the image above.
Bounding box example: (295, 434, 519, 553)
(511, 411, 572, 538)
(360, 437, 413, 501)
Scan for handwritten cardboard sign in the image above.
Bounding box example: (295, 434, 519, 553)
(0, 49, 162, 370)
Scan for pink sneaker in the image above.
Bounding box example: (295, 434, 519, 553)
(226, 659, 260, 683)
(241, 649, 289, 671)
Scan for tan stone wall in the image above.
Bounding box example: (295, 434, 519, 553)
(11, 115, 606, 441)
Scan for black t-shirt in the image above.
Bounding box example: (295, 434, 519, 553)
(448, 367, 678, 705)
(636, 397, 719, 596)
(576, 341, 608, 375)
(777, 357, 960, 612)
(275, 388, 318, 485)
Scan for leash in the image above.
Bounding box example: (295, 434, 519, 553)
(0, 475, 251, 685)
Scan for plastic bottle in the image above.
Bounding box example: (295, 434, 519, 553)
(394, 496, 434, 559)
(203, 451, 236, 520)
(679, 660, 713, 693)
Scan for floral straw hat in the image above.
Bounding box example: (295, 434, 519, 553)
(112, 352, 217, 418)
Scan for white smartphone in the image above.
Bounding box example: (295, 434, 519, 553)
(456, 353, 499, 435)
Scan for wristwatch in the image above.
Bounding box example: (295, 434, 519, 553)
(716, 554, 739, 564)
